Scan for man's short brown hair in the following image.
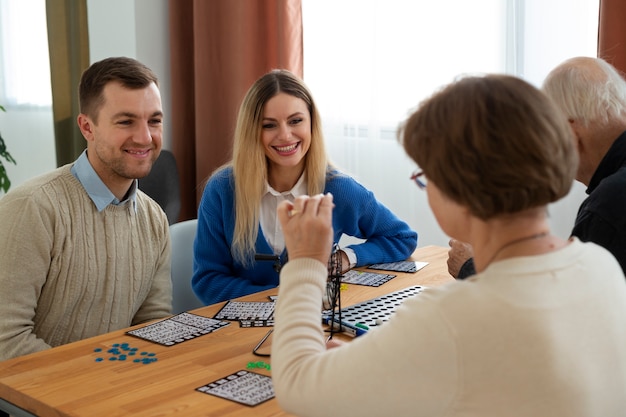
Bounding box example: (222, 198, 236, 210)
(78, 56, 159, 122)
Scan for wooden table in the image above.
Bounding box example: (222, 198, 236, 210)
(0, 245, 453, 417)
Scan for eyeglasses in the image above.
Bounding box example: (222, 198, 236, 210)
(410, 171, 427, 189)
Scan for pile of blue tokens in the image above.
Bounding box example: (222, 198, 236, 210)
(94, 342, 158, 364)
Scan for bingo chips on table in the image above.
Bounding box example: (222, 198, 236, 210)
(196, 370, 275, 407)
(126, 312, 230, 346)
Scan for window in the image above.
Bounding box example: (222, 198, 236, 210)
(303, 0, 599, 139)
(0, 0, 52, 107)
(303, 0, 599, 246)
(304, 0, 508, 130)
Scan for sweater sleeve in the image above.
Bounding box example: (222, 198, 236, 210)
(572, 199, 626, 274)
(327, 174, 418, 266)
(272, 258, 458, 417)
(192, 170, 277, 305)
(0, 191, 55, 359)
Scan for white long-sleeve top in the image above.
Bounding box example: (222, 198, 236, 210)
(272, 239, 626, 417)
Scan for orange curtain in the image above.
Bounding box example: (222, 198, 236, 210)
(598, 0, 626, 74)
(169, 0, 303, 222)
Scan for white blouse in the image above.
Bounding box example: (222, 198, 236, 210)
(259, 173, 356, 266)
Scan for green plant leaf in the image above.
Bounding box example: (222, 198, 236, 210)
(0, 133, 16, 165)
(0, 105, 16, 194)
(0, 162, 10, 193)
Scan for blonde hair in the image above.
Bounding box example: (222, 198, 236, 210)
(230, 69, 329, 266)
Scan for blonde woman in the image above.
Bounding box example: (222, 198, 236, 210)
(192, 69, 417, 305)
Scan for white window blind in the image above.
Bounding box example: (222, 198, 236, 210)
(303, 0, 599, 246)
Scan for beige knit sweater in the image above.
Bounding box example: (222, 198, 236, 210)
(273, 240, 626, 416)
(0, 165, 172, 361)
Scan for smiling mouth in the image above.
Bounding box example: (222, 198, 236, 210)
(273, 143, 299, 153)
(126, 149, 151, 156)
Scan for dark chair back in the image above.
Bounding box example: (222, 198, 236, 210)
(138, 149, 181, 224)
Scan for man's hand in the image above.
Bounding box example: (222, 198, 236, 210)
(447, 239, 474, 278)
(277, 193, 335, 266)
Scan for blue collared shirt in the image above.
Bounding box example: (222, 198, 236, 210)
(70, 150, 138, 212)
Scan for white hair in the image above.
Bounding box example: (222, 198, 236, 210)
(542, 56, 626, 127)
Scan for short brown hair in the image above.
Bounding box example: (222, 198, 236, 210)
(400, 74, 577, 220)
(78, 56, 159, 122)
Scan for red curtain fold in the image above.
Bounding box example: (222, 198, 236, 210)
(598, 0, 626, 75)
(169, 0, 303, 222)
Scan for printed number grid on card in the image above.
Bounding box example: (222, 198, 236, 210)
(367, 260, 429, 273)
(126, 312, 230, 346)
(340, 269, 396, 287)
(213, 301, 276, 321)
(196, 370, 274, 407)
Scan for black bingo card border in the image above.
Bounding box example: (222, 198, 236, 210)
(196, 370, 274, 407)
(213, 300, 276, 321)
(126, 312, 230, 346)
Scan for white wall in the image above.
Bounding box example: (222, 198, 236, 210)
(87, 0, 172, 149)
(0, 107, 56, 188)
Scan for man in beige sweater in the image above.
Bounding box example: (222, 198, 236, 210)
(0, 57, 172, 361)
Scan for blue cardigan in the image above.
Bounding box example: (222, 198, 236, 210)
(192, 167, 418, 305)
